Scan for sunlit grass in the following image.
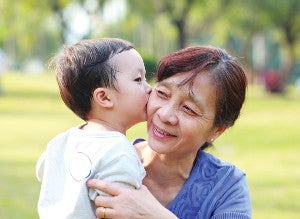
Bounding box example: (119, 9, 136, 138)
(0, 72, 300, 218)
(210, 85, 300, 219)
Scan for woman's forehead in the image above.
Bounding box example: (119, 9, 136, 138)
(158, 72, 212, 89)
(157, 73, 216, 104)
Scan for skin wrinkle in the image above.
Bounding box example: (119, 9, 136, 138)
(154, 81, 214, 128)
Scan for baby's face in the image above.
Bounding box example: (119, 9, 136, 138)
(109, 49, 152, 129)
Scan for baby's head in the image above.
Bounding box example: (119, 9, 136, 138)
(52, 38, 134, 120)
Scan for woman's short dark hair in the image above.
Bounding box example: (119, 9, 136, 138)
(51, 38, 134, 120)
(157, 46, 247, 149)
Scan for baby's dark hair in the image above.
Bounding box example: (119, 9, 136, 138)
(51, 38, 134, 120)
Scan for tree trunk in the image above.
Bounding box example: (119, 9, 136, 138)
(282, 42, 295, 84)
(174, 19, 186, 49)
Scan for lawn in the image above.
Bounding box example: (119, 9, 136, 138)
(0, 72, 299, 219)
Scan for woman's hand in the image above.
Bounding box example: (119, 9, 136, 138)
(87, 179, 178, 219)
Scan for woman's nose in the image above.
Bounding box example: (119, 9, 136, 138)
(157, 104, 178, 125)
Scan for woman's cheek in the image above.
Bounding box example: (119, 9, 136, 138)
(146, 93, 157, 115)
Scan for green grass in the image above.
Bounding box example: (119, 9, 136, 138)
(0, 72, 300, 219)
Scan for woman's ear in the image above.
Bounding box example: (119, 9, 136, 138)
(93, 87, 113, 108)
(210, 126, 227, 143)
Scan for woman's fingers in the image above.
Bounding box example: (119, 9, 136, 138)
(94, 194, 112, 208)
(87, 179, 120, 196)
(96, 207, 114, 218)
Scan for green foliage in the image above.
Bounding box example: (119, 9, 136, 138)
(0, 73, 300, 219)
(2, 0, 300, 85)
(141, 53, 157, 81)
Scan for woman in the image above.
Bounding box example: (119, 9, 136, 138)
(87, 45, 252, 218)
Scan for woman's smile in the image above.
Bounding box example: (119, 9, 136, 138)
(153, 125, 176, 138)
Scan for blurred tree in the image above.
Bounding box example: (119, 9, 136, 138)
(1, 0, 299, 82)
(0, 0, 89, 67)
(208, 0, 265, 83)
(47, 0, 72, 44)
(0, 0, 80, 67)
(126, 0, 230, 49)
(204, 0, 300, 86)
(157, 0, 196, 48)
(125, 0, 192, 49)
(249, 0, 300, 84)
(0, 0, 51, 66)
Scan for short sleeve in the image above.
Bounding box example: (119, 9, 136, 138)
(36, 152, 46, 182)
(88, 154, 146, 200)
(211, 174, 252, 219)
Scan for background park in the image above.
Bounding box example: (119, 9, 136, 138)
(0, 0, 300, 218)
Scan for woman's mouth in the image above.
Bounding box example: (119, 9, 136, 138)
(153, 125, 176, 138)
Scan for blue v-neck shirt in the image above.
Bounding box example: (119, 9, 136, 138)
(167, 150, 252, 219)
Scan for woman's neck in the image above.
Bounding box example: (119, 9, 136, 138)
(141, 147, 197, 206)
(147, 155, 194, 184)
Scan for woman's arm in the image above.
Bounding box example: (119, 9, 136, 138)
(87, 179, 178, 219)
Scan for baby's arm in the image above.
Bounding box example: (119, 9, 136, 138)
(89, 153, 145, 200)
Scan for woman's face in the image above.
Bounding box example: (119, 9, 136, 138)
(147, 72, 224, 158)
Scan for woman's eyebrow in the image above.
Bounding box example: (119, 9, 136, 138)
(160, 80, 206, 107)
(159, 79, 180, 88)
(190, 96, 203, 108)
(188, 89, 206, 108)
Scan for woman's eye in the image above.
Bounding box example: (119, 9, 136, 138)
(183, 105, 197, 115)
(134, 77, 142, 82)
(156, 89, 167, 98)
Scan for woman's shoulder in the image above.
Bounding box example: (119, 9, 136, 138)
(168, 150, 251, 218)
(193, 150, 246, 181)
(132, 138, 148, 160)
(189, 150, 250, 208)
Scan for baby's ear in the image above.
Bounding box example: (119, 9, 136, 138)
(93, 87, 113, 108)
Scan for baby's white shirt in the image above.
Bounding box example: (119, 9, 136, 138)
(36, 127, 146, 219)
